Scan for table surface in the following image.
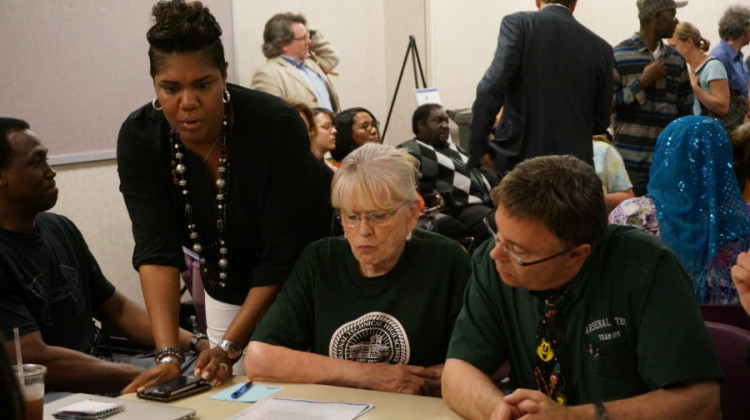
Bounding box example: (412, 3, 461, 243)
(118, 375, 463, 420)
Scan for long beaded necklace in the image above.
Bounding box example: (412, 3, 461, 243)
(170, 110, 231, 289)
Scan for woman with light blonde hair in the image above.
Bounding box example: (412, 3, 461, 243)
(245, 143, 470, 396)
(668, 22, 730, 119)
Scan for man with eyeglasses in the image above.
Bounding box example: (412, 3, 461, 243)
(442, 155, 722, 420)
(251, 12, 340, 112)
(399, 103, 498, 242)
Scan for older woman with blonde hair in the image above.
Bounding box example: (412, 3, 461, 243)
(668, 22, 730, 121)
(245, 143, 470, 396)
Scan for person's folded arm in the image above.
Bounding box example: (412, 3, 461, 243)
(6, 330, 144, 394)
(245, 341, 439, 395)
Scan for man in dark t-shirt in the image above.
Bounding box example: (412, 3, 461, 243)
(0, 118, 205, 395)
(442, 155, 722, 419)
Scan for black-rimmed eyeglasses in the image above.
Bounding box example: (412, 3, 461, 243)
(482, 217, 575, 267)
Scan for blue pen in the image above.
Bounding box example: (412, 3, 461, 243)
(231, 380, 254, 399)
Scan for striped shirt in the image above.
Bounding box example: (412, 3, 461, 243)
(612, 34, 693, 170)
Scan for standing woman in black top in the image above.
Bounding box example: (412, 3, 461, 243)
(118, 0, 330, 392)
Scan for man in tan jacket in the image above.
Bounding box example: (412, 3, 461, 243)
(251, 13, 340, 112)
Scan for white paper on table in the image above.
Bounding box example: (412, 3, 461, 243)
(224, 397, 373, 420)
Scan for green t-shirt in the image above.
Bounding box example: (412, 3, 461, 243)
(447, 225, 722, 404)
(252, 229, 470, 366)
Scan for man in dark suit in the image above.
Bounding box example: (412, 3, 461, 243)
(468, 0, 613, 175)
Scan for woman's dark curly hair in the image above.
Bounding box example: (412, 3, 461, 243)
(146, 0, 226, 77)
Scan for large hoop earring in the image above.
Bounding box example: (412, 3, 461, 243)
(151, 98, 162, 111)
(223, 89, 231, 104)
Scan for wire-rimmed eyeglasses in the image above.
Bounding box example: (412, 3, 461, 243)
(482, 217, 575, 267)
(336, 204, 403, 228)
(318, 122, 336, 132)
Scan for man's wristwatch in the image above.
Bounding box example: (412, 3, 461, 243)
(218, 339, 243, 361)
(190, 333, 208, 353)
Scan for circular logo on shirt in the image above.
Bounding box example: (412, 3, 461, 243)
(329, 311, 409, 364)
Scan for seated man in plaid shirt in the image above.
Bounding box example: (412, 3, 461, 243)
(398, 104, 499, 243)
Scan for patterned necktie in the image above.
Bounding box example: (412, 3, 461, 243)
(533, 289, 569, 405)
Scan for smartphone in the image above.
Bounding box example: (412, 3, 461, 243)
(136, 374, 211, 402)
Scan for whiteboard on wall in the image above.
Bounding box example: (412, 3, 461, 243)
(0, 0, 235, 165)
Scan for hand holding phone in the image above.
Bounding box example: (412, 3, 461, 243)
(136, 375, 211, 402)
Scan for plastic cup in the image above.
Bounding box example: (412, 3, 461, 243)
(12, 364, 46, 420)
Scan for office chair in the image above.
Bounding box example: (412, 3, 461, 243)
(704, 321, 750, 420)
